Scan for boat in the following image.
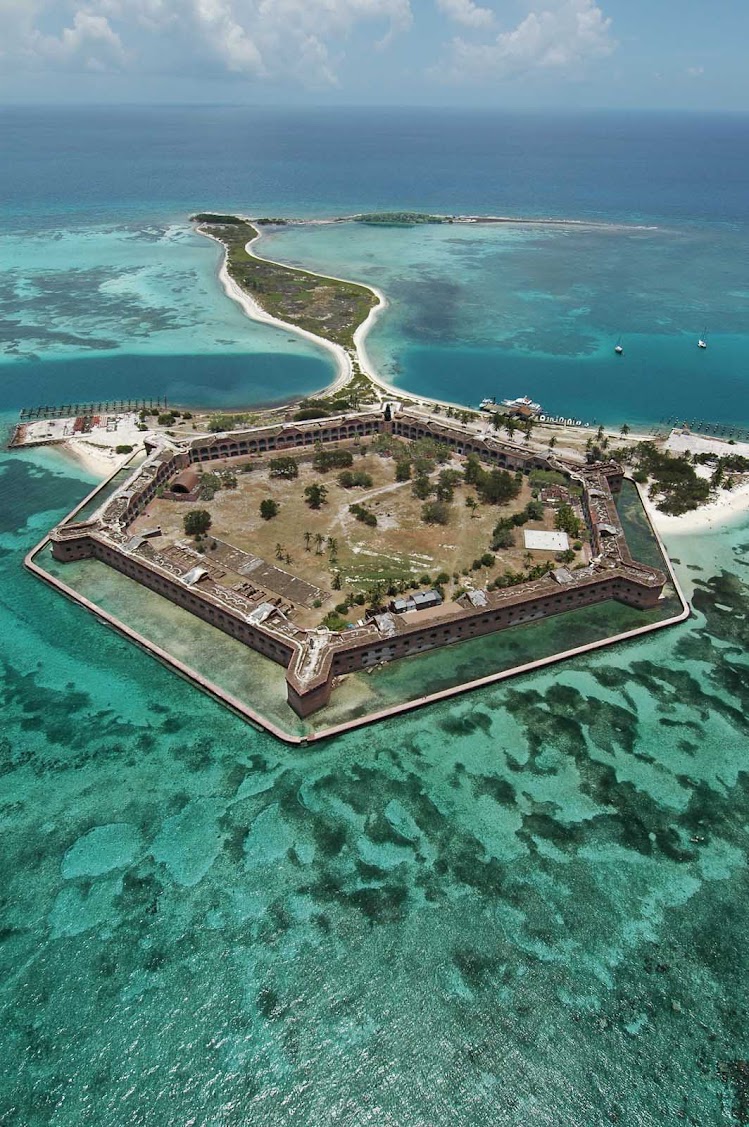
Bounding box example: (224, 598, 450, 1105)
(501, 395, 542, 416)
(698, 330, 707, 350)
(479, 396, 496, 411)
(614, 337, 623, 355)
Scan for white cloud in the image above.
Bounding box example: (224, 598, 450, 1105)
(437, 0, 494, 30)
(439, 0, 615, 82)
(686, 65, 704, 78)
(32, 10, 128, 70)
(1, 0, 413, 84)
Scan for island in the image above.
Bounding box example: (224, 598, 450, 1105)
(20, 209, 736, 743)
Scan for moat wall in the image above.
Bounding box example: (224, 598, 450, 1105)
(52, 531, 661, 716)
(51, 535, 297, 669)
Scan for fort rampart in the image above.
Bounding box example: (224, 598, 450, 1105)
(46, 407, 668, 719)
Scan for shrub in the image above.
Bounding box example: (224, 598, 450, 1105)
(335, 602, 350, 615)
(304, 483, 329, 509)
(338, 470, 373, 489)
(259, 499, 279, 520)
(395, 460, 412, 482)
(314, 448, 354, 472)
(475, 468, 521, 506)
(421, 498, 451, 524)
(312, 598, 322, 608)
(555, 503, 582, 538)
(480, 552, 496, 568)
(349, 503, 377, 526)
(412, 475, 432, 500)
(419, 574, 432, 586)
(269, 456, 299, 479)
(294, 407, 330, 421)
(115, 444, 133, 454)
(184, 509, 212, 537)
(322, 612, 347, 631)
(157, 413, 175, 426)
(492, 527, 515, 550)
(181, 411, 193, 420)
(207, 414, 234, 431)
(435, 571, 451, 585)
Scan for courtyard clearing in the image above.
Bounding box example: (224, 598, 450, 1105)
(132, 441, 586, 628)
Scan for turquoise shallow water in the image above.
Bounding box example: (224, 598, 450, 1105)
(2, 106, 749, 1124)
(261, 220, 749, 427)
(2, 440, 749, 1124)
(0, 223, 333, 410)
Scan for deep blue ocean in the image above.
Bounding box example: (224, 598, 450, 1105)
(1, 107, 749, 1126)
(3, 105, 749, 425)
(5, 105, 749, 227)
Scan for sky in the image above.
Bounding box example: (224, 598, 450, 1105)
(0, 0, 747, 110)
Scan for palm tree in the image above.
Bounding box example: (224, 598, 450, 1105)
(465, 495, 479, 518)
(620, 423, 630, 437)
(303, 530, 312, 551)
(505, 417, 517, 440)
(327, 536, 338, 556)
(369, 581, 385, 608)
(314, 533, 325, 555)
(274, 543, 284, 559)
(548, 436, 557, 451)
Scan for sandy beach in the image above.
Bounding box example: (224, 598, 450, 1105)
(640, 477, 749, 536)
(246, 225, 411, 401)
(61, 437, 136, 476)
(200, 226, 352, 391)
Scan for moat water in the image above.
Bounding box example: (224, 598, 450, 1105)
(2, 107, 749, 1125)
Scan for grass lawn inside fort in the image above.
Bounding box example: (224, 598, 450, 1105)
(129, 438, 588, 632)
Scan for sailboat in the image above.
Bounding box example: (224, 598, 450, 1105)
(614, 337, 623, 355)
(698, 328, 707, 349)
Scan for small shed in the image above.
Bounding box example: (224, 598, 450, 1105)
(412, 589, 443, 610)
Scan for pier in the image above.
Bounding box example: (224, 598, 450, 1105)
(653, 416, 749, 443)
(18, 397, 168, 422)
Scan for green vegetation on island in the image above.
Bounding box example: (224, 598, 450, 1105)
(353, 212, 447, 226)
(193, 214, 377, 351)
(615, 442, 710, 514)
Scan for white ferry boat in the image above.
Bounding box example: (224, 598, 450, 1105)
(501, 395, 542, 416)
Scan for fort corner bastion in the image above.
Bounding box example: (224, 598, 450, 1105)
(44, 407, 669, 722)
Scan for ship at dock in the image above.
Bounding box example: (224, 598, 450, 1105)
(479, 395, 542, 418)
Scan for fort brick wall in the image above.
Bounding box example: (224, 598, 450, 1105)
(47, 408, 668, 721)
